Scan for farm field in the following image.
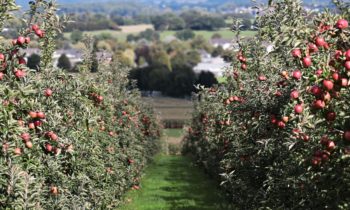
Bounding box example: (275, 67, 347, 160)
(64, 25, 257, 42)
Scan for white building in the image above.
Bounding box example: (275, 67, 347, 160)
(193, 51, 230, 77)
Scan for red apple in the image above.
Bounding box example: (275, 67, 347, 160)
(0, 72, 4, 80)
(290, 90, 299, 99)
(277, 121, 286, 129)
(292, 70, 302, 80)
(345, 49, 350, 61)
(335, 50, 343, 60)
(294, 104, 303, 114)
(28, 123, 35, 129)
(32, 24, 40, 31)
(326, 111, 336, 121)
(323, 80, 334, 91)
(50, 133, 58, 141)
(275, 91, 282, 97)
(17, 36, 25, 45)
(0, 53, 4, 61)
(34, 120, 42, 127)
(291, 48, 301, 58)
(315, 37, 326, 47)
(14, 148, 22, 155)
(29, 111, 37, 118)
(302, 56, 312, 68)
(45, 143, 53, 152)
(327, 141, 335, 151)
(311, 157, 321, 166)
(25, 141, 33, 149)
(96, 95, 103, 103)
(35, 29, 44, 38)
(344, 131, 350, 141)
(341, 78, 348, 87)
(310, 85, 322, 96)
(258, 75, 267, 81)
(345, 61, 350, 70)
(313, 100, 325, 109)
(332, 72, 340, 81)
(37, 112, 45, 119)
(14, 70, 26, 78)
(50, 186, 58, 195)
(336, 19, 348, 29)
(282, 116, 289, 123)
(18, 57, 26, 65)
(308, 43, 318, 53)
(45, 88, 53, 97)
(25, 37, 30, 44)
(301, 134, 310, 142)
(20, 133, 31, 142)
(315, 69, 323, 77)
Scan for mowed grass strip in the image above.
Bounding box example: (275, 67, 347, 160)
(119, 155, 231, 210)
(164, 129, 184, 138)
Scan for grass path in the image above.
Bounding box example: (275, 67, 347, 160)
(118, 155, 231, 210)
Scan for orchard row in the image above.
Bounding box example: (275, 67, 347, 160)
(0, 1, 160, 209)
(183, 1, 350, 209)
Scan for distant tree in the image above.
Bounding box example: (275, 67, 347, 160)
(27, 53, 41, 70)
(135, 44, 171, 70)
(129, 67, 152, 90)
(196, 71, 218, 88)
(139, 29, 160, 41)
(171, 49, 201, 68)
(181, 11, 225, 30)
(222, 50, 233, 62)
(190, 35, 213, 52)
(57, 54, 72, 71)
(175, 29, 195, 41)
(70, 30, 83, 44)
(165, 66, 196, 97)
(148, 67, 170, 91)
(211, 33, 222, 39)
(113, 51, 133, 67)
(151, 13, 185, 31)
(111, 14, 125, 25)
(211, 46, 224, 57)
(95, 32, 113, 41)
(241, 18, 252, 30)
(127, 34, 137, 42)
(91, 40, 99, 73)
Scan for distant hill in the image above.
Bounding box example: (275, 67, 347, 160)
(16, 0, 332, 7)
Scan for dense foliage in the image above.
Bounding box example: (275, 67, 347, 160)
(0, 1, 160, 209)
(183, 0, 350, 209)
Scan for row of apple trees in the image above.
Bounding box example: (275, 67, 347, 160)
(183, 0, 350, 209)
(0, 1, 161, 209)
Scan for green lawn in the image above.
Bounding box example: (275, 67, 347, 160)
(119, 155, 231, 210)
(164, 129, 184, 138)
